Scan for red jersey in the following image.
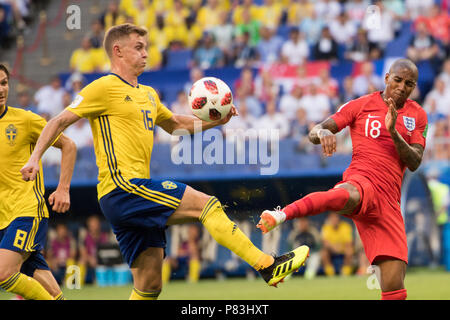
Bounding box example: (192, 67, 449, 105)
(331, 91, 428, 204)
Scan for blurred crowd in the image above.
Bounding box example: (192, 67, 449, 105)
(42, 184, 449, 286)
(44, 215, 120, 286)
(42, 213, 371, 286)
(68, 0, 450, 72)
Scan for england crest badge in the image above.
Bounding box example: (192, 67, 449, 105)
(5, 124, 17, 146)
(403, 116, 415, 131)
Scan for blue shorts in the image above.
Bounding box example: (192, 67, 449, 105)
(0, 217, 50, 276)
(99, 178, 187, 267)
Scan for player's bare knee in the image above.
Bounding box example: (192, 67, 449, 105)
(381, 277, 405, 293)
(197, 193, 214, 211)
(348, 191, 361, 208)
(45, 281, 63, 297)
(179, 187, 211, 216)
(383, 268, 405, 292)
(0, 268, 16, 283)
(377, 259, 406, 292)
(133, 273, 162, 292)
(193, 194, 217, 220)
(169, 190, 209, 224)
(140, 279, 162, 292)
(50, 289, 63, 298)
(0, 261, 19, 282)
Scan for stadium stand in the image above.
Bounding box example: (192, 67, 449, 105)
(1, 0, 449, 283)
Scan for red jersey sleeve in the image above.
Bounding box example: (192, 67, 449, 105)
(409, 106, 428, 149)
(331, 99, 362, 131)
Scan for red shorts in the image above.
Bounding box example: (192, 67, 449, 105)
(335, 174, 408, 264)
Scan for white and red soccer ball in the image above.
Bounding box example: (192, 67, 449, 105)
(188, 77, 233, 122)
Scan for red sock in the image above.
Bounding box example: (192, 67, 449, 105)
(282, 188, 350, 220)
(381, 289, 407, 300)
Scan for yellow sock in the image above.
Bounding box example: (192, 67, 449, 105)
(162, 260, 171, 283)
(199, 197, 274, 271)
(129, 287, 160, 300)
(188, 258, 201, 283)
(0, 272, 54, 300)
(78, 263, 86, 286)
(54, 292, 66, 300)
(341, 265, 353, 276)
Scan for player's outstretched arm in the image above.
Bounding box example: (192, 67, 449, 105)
(385, 97, 424, 171)
(308, 117, 339, 157)
(21, 110, 81, 182)
(159, 105, 238, 135)
(47, 133, 77, 213)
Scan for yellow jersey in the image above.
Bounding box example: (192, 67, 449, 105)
(0, 107, 48, 229)
(66, 74, 173, 200)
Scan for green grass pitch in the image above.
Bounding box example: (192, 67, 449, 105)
(1, 267, 449, 300)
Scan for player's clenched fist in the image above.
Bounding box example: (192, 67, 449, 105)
(20, 159, 40, 182)
(317, 128, 337, 157)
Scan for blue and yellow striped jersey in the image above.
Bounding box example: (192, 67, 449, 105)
(66, 74, 173, 199)
(0, 107, 48, 229)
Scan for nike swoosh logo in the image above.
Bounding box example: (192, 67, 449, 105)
(368, 114, 380, 118)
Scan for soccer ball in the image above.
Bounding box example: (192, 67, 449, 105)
(188, 77, 233, 122)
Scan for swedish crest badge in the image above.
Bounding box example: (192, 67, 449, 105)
(5, 124, 17, 146)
